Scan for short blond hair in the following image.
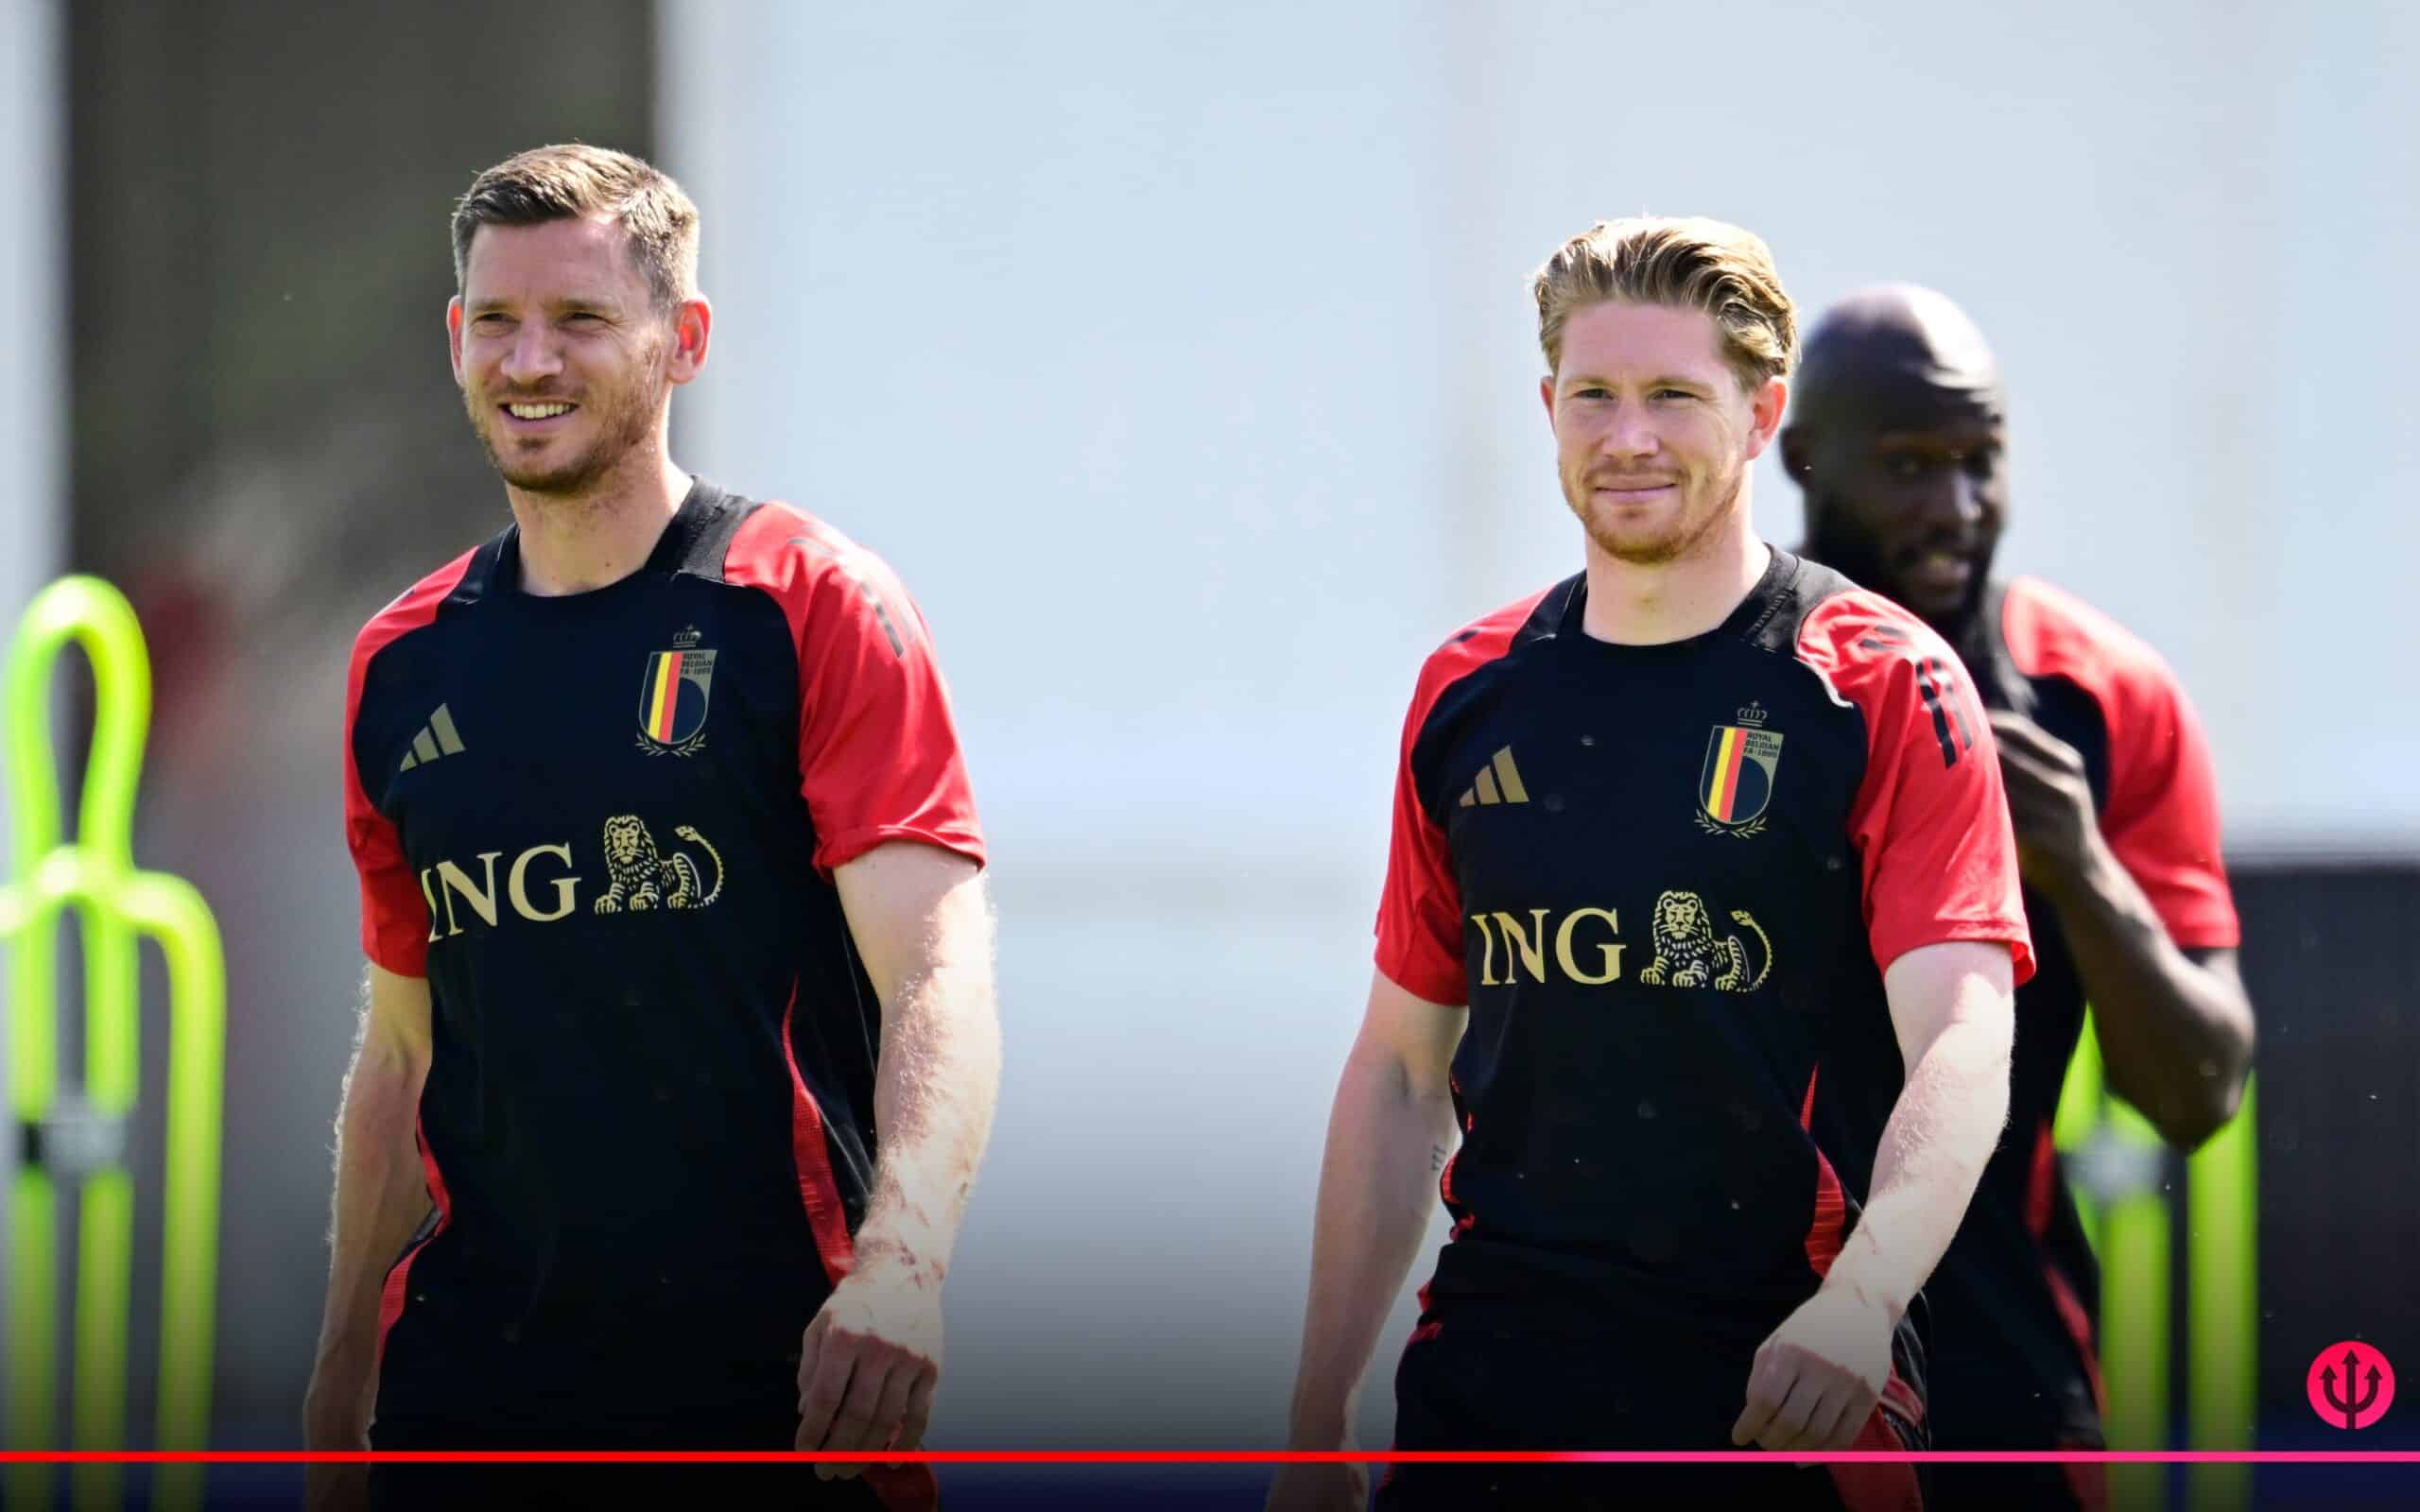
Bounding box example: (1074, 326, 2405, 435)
(451, 144, 699, 311)
(1531, 215, 1798, 392)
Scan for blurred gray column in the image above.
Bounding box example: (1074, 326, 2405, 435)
(0, 0, 64, 628)
(0, 0, 64, 1428)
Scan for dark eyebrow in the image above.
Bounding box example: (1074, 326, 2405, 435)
(463, 294, 627, 318)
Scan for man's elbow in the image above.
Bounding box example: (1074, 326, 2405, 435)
(2157, 1041, 2256, 1155)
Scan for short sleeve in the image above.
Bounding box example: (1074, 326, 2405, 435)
(1802, 594, 2035, 986)
(1374, 691, 1466, 1007)
(344, 754, 429, 974)
(727, 505, 984, 877)
(2098, 661, 2240, 949)
(342, 560, 474, 978)
(2000, 576, 2239, 951)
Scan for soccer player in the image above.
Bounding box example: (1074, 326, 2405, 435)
(301, 146, 1001, 1511)
(1267, 216, 2032, 1512)
(1783, 284, 2256, 1511)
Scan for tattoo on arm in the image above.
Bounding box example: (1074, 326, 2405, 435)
(1430, 1143, 1448, 1173)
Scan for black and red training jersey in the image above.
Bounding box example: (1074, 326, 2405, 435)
(1924, 576, 2241, 1459)
(341, 478, 983, 1413)
(1374, 547, 2033, 1343)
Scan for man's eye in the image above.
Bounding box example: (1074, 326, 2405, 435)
(1886, 455, 1929, 479)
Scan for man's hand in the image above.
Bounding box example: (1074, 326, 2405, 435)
(1265, 1460, 1369, 1512)
(1987, 711, 2100, 890)
(795, 1257, 943, 1479)
(302, 1457, 367, 1512)
(1730, 1284, 1895, 1452)
(301, 1392, 370, 1512)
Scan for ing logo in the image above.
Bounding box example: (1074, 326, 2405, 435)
(418, 815, 725, 941)
(595, 816, 723, 913)
(1467, 891, 1772, 992)
(1635, 889, 1772, 992)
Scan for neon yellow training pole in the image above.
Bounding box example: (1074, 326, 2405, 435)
(2, 576, 226, 1512)
(2058, 1011, 2259, 1512)
(2187, 1073, 2257, 1512)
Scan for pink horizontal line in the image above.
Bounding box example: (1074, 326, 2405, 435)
(0, 1450, 2413, 1465)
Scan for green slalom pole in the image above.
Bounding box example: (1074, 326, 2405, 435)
(2098, 1094, 2170, 1511)
(2187, 1074, 2257, 1511)
(2054, 1011, 2258, 1512)
(2, 576, 227, 1512)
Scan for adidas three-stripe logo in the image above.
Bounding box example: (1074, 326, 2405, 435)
(1458, 747, 1529, 807)
(399, 704, 466, 771)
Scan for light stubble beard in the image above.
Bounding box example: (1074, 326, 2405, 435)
(462, 344, 669, 505)
(1569, 452, 1749, 568)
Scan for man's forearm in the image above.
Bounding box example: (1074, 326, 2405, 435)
(2036, 839, 2254, 1148)
(304, 1041, 433, 1430)
(850, 917, 1002, 1285)
(1286, 1045, 1457, 1449)
(1819, 1017, 2010, 1323)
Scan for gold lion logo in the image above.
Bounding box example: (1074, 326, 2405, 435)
(1636, 889, 1772, 992)
(593, 816, 724, 913)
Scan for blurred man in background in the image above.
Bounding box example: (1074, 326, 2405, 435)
(1784, 284, 2256, 1511)
(1270, 216, 2031, 1510)
(302, 145, 1001, 1509)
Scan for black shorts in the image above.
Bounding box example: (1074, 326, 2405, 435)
(1923, 1332, 2106, 1511)
(367, 1409, 926, 1512)
(1923, 1460, 2104, 1512)
(1374, 1299, 1927, 1512)
(370, 1325, 938, 1510)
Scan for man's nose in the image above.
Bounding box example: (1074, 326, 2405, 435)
(1911, 464, 1982, 528)
(1597, 406, 1659, 461)
(500, 324, 563, 387)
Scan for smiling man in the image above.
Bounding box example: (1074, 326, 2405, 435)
(1784, 286, 2256, 1512)
(1270, 218, 2031, 1511)
(301, 146, 1001, 1511)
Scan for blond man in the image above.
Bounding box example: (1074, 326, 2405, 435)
(1270, 217, 2030, 1510)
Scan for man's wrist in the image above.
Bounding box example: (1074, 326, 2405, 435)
(1817, 1245, 1910, 1329)
(849, 1228, 950, 1287)
(2032, 825, 2125, 917)
(1286, 1404, 1354, 1451)
(301, 1386, 371, 1445)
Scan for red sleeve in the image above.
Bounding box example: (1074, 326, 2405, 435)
(1373, 593, 1549, 1006)
(1374, 686, 1465, 1007)
(1798, 591, 2035, 986)
(2003, 578, 2238, 948)
(726, 504, 985, 876)
(341, 554, 474, 977)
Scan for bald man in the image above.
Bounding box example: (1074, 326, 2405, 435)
(1781, 286, 2256, 1511)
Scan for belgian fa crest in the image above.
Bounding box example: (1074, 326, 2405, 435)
(636, 626, 716, 756)
(1698, 701, 1783, 837)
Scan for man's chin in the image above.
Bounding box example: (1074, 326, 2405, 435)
(1585, 527, 1700, 567)
(484, 440, 611, 498)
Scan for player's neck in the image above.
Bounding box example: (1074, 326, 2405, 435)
(506, 444, 692, 598)
(1579, 518, 1769, 645)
